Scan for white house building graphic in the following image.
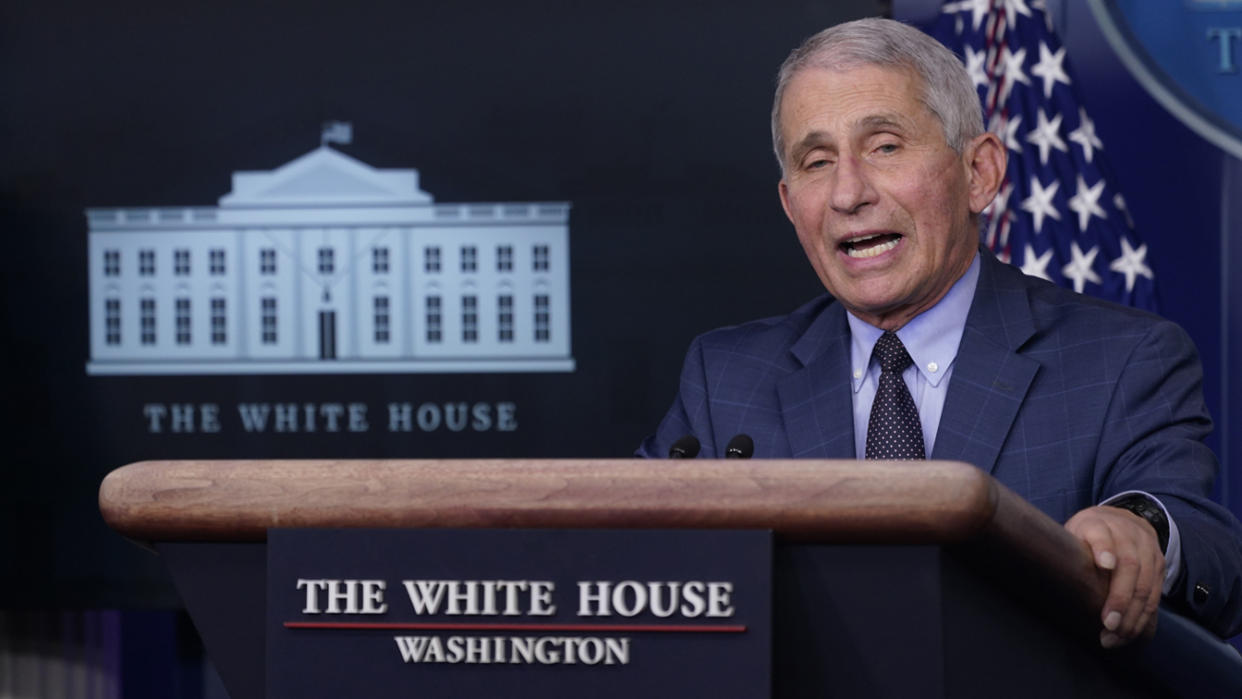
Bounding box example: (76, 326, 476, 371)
(86, 145, 573, 375)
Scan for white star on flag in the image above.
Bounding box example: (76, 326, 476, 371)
(1001, 0, 1033, 19)
(965, 45, 988, 89)
(942, 0, 993, 32)
(1021, 176, 1060, 234)
(1026, 109, 1068, 165)
(1030, 42, 1071, 98)
(1062, 242, 1102, 293)
(1020, 244, 1054, 281)
(1109, 237, 1154, 292)
(1068, 108, 1103, 163)
(999, 47, 1032, 104)
(1031, 0, 1055, 31)
(995, 114, 1023, 153)
(1067, 175, 1107, 232)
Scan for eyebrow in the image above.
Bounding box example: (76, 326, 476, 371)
(790, 131, 834, 163)
(858, 113, 909, 133)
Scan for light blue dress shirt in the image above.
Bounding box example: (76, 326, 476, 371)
(845, 253, 1180, 590)
(847, 254, 980, 458)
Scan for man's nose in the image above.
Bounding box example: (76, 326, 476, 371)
(829, 156, 875, 215)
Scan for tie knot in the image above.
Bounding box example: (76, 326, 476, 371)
(873, 331, 913, 374)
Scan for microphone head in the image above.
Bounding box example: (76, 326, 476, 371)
(724, 433, 754, 459)
(668, 435, 701, 459)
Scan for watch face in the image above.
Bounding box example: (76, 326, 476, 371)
(1114, 496, 1169, 550)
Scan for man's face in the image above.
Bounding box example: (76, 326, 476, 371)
(778, 64, 993, 330)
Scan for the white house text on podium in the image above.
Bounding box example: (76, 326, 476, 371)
(85, 147, 573, 375)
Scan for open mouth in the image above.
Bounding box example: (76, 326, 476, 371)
(841, 233, 902, 259)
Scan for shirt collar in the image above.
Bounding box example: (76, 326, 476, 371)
(847, 252, 981, 392)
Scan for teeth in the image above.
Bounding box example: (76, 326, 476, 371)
(846, 237, 899, 258)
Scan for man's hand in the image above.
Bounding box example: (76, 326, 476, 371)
(1064, 505, 1165, 648)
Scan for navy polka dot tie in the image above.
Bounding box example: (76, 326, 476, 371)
(865, 331, 926, 460)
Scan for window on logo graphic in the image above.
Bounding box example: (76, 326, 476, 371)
(104, 250, 120, 277)
(425, 246, 441, 273)
(105, 298, 121, 345)
(533, 245, 549, 271)
(209, 249, 226, 275)
(318, 247, 334, 275)
(211, 298, 226, 345)
(498, 294, 514, 342)
(373, 246, 390, 274)
(425, 295, 442, 343)
(534, 294, 550, 342)
(139, 250, 155, 276)
(174, 249, 190, 276)
(374, 295, 390, 343)
(461, 246, 477, 273)
(175, 298, 191, 345)
(497, 245, 513, 272)
(261, 297, 278, 344)
(462, 294, 478, 342)
(260, 248, 276, 275)
(140, 298, 156, 345)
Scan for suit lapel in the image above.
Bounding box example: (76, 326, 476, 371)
(931, 251, 1040, 473)
(777, 301, 856, 458)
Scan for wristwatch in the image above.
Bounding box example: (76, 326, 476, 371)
(1107, 494, 1170, 552)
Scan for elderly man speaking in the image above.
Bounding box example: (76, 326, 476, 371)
(638, 18, 1242, 647)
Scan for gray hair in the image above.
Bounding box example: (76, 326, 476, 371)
(771, 17, 983, 172)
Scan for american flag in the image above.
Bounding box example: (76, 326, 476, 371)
(929, 0, 1157, 310)
(321, 120, 354, 146)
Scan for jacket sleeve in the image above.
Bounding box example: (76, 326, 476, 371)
(1093, 318, 1242, 638)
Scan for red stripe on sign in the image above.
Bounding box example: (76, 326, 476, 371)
(283, 621, 746, 633)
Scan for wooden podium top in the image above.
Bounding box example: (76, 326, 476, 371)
(98, 458, 1112, 629)
(101, 458, 1001, 541)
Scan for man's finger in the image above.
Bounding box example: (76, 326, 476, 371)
(1101, 537, 1140, 635)
(1124, 545, 1164, 640)
(1065, 512, 1118, 571)
(1115, 543, 1150, 638)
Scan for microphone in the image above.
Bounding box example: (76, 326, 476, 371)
(725, 434, 754, 459)
(668, 435, 701, 459)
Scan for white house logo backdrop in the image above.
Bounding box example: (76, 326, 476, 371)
(1086, 0, 1242, 160)
(85, 128, 573, 376)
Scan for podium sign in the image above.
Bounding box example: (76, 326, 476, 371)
(267, 528, 772, 698)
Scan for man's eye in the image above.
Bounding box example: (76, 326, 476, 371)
(805, 158, 831, 170)
(875, 143, 899, 154)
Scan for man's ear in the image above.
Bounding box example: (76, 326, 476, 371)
(964, 131, 1006, 215)
(778, 178, 794, 223)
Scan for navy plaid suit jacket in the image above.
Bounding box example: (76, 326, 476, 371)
(639, 249, 1242, 638)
